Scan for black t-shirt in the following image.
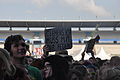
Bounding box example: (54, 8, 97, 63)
(85, 39, 96, 52)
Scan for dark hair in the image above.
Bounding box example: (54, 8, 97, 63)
(25, 56, 34, 61)
(73, 65, 88, 77)
(44, 55, 69, 80)
(95, 35, 100, 41)
(55, 50, 68, 55)
(4, 35, 25, 56)
(86, 64, 97, 72)
(89, 57, 94, 60)
(96, 57, 101, 61)
(68, 69, 83, 80)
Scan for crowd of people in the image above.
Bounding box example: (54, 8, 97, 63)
(0, 34, 120, 80)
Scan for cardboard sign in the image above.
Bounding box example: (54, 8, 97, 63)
(45, 27, 72, 52)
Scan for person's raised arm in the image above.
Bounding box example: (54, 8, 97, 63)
(41, 45, 50, 59)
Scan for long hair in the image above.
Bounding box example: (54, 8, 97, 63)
(44, 55, 69, 80)
(0, 48, 16, 76)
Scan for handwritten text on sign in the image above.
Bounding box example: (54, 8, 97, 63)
(45, 27, 72, 52)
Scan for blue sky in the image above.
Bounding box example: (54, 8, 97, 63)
(0, 0, 120, 20)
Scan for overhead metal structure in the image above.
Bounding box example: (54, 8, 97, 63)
(0, 20, 120, 31)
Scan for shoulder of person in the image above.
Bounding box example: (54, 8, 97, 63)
(26, 65, 43, 80)
(27, 65, 40, 71)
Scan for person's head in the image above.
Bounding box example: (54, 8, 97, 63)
(68, 69, 83, 80)
(44, 55, 69, 80)
(4, 35, 26, 58)
(25, 56, 34, 65)
(89, 57, 96, 64)
(55, 50, 73, 64)
(71, 65, 91, 80)
(87, 65, 97, 80)
(0, 48, 16, 77)
(96, 57, 101, 62)
(102, 60, 110, 67)
(99, 68, 120, 80)
(95, 35, 100, 42)
(110, 56, 120, 67)
(55, 50, 68, 55)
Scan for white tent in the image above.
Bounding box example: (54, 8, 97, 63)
(73, 46, 91, 60)
(95, 47, 111, 60)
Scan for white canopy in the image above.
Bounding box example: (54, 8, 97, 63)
(95, 47, 111, 60)
(73, 46, 91, 60)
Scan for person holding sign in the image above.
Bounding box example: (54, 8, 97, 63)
(81, 35, 100, 61)
(44, 27, 72, 52)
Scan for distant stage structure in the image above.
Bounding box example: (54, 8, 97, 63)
(0, 20, 120, 58)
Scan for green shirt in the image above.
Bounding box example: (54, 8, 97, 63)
(26, 65, 43, 80)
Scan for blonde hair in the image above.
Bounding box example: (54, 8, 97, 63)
(0, 48, 16, 76)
